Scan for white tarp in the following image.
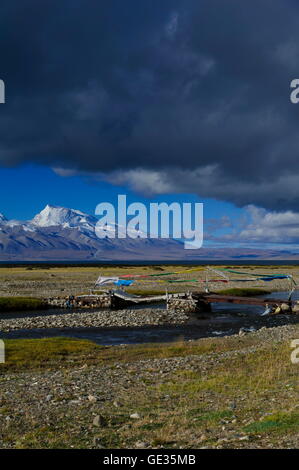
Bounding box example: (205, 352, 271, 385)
(95, 276, 119, 286)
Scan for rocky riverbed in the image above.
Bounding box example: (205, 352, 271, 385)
(0, 266, 298, 449)
(0, 308, 190, 332)
(1, 304, 298, 347)
(0, 323, 298, 449)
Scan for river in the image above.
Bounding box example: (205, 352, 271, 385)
(0, 290, 298, 345)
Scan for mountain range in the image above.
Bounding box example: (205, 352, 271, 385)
(0, 205, 299, 261)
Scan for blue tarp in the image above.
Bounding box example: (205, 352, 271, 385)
(114, 279, 134, 286)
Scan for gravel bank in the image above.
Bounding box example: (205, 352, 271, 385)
(0, 323, 298, 449)
(0, 308, 189, 332)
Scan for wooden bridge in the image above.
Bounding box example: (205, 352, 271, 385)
(111, 290, 293, 312)
(192, 293, 292, 308)
(46, 289, 295, 312)
(110, 290, 187, 309)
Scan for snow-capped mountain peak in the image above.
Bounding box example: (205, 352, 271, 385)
(31, 204, 97, 230)
(0, 213, 7, 223)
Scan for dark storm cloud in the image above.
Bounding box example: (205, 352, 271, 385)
(1, 0, 299, 209)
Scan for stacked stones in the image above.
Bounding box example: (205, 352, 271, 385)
(45, 293, 112, 309)
(167, 297, 198, 313)
(269, 301, 299, 315)
(46, 297, 68, 308)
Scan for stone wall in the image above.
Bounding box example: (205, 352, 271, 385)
(166, 295, 211, 313)
(46, 293, 112, 309)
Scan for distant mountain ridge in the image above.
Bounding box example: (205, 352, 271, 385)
(0, 205, 299, 261)
(0, 204, 185, 260)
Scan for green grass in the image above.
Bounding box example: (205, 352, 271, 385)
(0, 327, 298, 449)
(1, 337, 101, 370)
(243, 411, 299, 435)
(0, 334, 264, 372)
(187, 409, 234, 424)
(217, 287, 271, 297)
(0, 297, 48, 312)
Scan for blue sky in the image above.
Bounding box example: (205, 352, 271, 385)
(0, 163, 247, 245)
(0, 164, 242, 222)
(1, 164, 299, 252)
